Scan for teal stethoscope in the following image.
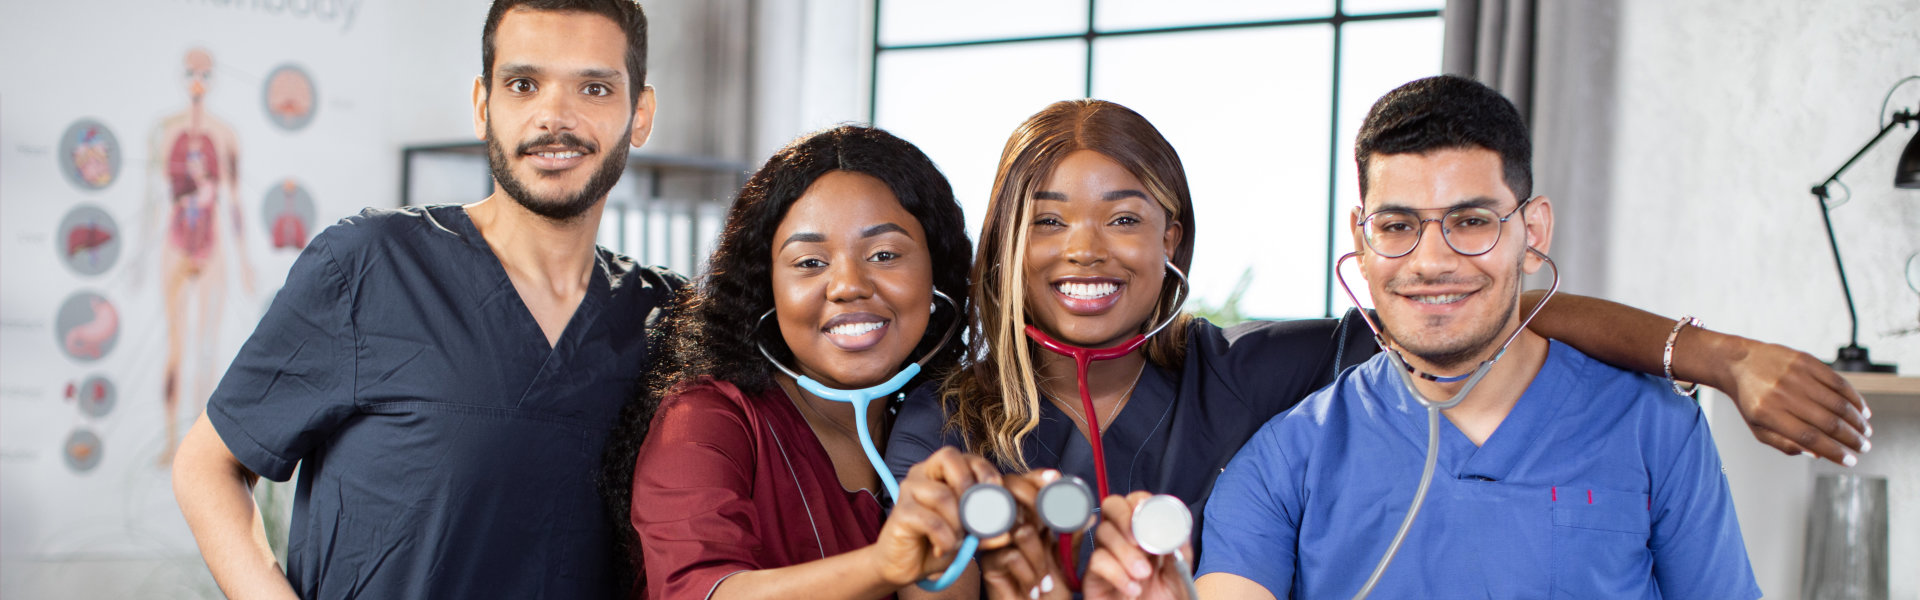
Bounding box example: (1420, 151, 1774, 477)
(1333, 244, 1560, 600)
(755, 290, 975, 590)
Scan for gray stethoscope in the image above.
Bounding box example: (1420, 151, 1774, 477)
(1035, 474, 1200, 598)
(756, 290, 975, 590)
(1332, 235, 1560, 599)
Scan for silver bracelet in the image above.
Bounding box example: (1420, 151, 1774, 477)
(1663, 316, 1702, 396)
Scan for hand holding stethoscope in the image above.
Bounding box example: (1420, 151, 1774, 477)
(1010, 261, 1190, 595)
(760, 290, 1000, 591)
(972, 470, 1198, 600)
(969, 262, 1196, 598)
(871, 447, 1022, 591)
(973, 470, 1079, 599)
(1078, 491, 1199, 600)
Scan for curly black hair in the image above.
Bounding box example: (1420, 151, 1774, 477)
(599, 124, 972, 595)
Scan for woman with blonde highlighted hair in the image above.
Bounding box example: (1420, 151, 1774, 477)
(947, 99, 1197, 469)
(884, 98, 1871, 599)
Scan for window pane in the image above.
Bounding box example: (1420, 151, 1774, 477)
(874, 41, 1087, 238)
(1093, 26, 1334, 320)
(1095, 0, 1332, 31)
(880, 0, 1087, 47)
(1329, 17, 1444, 314)
(1342, 0, 1444, 15)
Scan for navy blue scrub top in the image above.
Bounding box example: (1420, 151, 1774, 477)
(884, 313, 1379, 557)
(207, 205, 681, 600)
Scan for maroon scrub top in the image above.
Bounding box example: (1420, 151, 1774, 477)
(632, 377, 890, 600)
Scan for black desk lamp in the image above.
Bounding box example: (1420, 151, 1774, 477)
(1808, 79, 1920, 373)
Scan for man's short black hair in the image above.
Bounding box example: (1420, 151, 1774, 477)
(481, 0, 649, 105)
(1355, 75, 1531, 202)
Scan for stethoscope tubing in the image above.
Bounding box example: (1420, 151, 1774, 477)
(1025, 326, 1147, 500)
(755, 290, 975, 590)
(1333, 247, 1561, 599)
(1024, 262, 1191, 590)
(789, 365, 918, 499)
(756, 289, 962, 499)
(1024, 261, 1190, 500)
(919, 535, 978, 591)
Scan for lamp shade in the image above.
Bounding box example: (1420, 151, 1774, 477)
(1897, 126, 1920, 189)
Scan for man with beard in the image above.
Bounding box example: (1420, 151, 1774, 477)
(172, 1, 680, 598)
(1185, 76, 1759, 599)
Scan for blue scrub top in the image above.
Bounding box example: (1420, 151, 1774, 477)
(1199, 341, 1760, 599)
(886, 313, 1378, 558)
(207, 205, 681, 599)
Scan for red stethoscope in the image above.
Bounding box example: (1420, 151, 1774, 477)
(1024, 261, 1188, 590)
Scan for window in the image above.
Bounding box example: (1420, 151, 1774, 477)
(871, 1, 1442, 320)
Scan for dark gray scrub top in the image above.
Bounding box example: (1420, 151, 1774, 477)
(884, 313, 1378, 558)
(207, 205, 681, 600)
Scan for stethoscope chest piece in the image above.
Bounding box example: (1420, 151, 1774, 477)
(920, 483, 1011, 591)
(1129, 494, 1201, 599)
(960, 483, 1018, 539)
(1038, 475, 1097, 533)
(1130, 494, 1192, 556)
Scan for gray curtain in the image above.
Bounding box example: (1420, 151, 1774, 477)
(644, 0, 753, 164)
(1443, 0, 1618, 297)
(1443, 0, 1535, 122)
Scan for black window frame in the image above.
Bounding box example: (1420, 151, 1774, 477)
(868, 0, 1442, 318)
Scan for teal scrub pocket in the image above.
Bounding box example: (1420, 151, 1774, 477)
(1549, 486, 1655, 599)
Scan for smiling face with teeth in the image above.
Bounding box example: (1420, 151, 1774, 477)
(1353, 147, 1553, 372)
(472, 8, 656, 222)
(770, 171, 935, 389)
(1023, 150, 1183, 349)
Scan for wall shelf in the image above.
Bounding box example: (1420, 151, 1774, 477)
(1842, 373, 1920, 398)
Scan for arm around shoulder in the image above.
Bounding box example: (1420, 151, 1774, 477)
(1521, 291, 1869, 466)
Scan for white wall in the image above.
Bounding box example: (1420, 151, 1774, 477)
(382, 0, 490, 150)
(1599, 1, 1920, 599)
(1604, 0, 1920, 371)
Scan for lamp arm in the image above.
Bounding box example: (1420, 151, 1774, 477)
(1813, 110, 1916, 195)
(1808, 109, 1915, 351)
(1810, 192, 1862, 348)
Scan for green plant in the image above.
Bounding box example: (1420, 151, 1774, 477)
(1189, 266, 1254, 327)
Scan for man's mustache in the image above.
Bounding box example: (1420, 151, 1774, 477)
(516, 132, 597, 155)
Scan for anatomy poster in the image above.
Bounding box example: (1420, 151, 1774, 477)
(0, 0, 398, 596)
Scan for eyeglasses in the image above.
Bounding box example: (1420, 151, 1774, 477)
(1359, 197, 1534, 258)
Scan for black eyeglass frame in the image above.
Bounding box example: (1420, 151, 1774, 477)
(1359, 196, 1537, 259)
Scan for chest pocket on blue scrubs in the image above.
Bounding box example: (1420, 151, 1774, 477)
(1549, 485, 1653, 598)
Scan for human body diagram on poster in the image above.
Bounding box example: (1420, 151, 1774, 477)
(146, 48, 256, 465)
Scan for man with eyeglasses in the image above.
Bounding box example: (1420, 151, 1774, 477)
(1188, 76, 1759, 599)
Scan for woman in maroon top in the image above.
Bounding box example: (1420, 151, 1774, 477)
(608, 126, 1001, 600)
